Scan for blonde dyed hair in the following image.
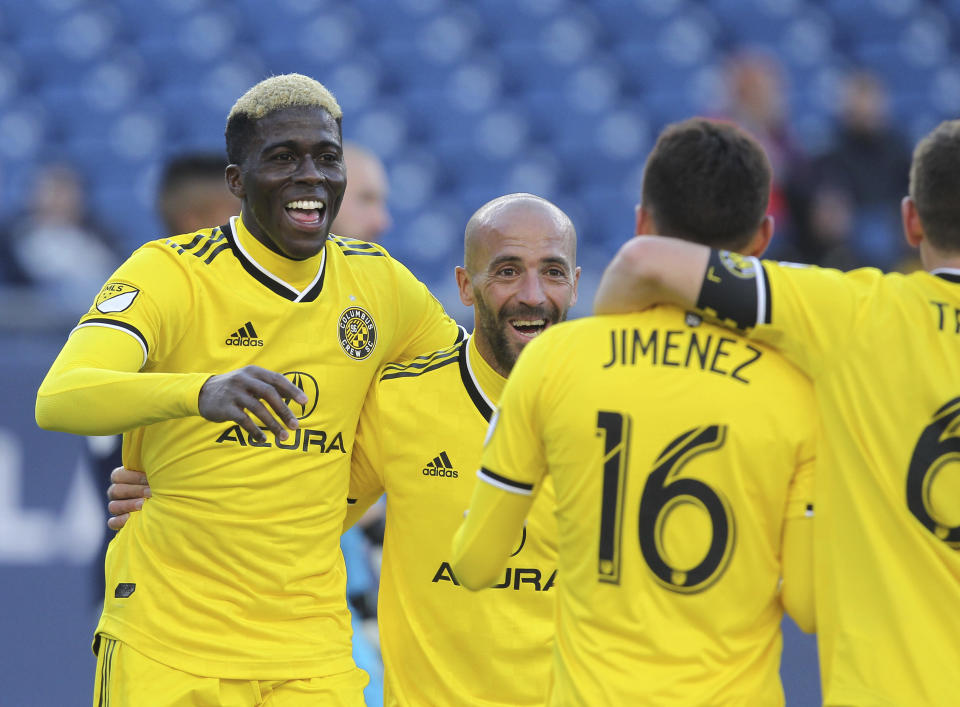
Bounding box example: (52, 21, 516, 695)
(228, 73, 342, 123)
(225, 74, 342, 165)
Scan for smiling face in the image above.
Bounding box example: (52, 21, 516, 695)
(457, 196, 580, 377)
(226, 106, 346, 260)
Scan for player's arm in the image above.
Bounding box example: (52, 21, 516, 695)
(781, 514, 815, 633)
(596, 236, 868, 374)
(452, 338, 549, 590)
(593, 236, 710, 315)
(452, 478, 535, 590)
(779, 435, 816, 633)
(36, 327, 306, 441)
(387, 254, 465, 359)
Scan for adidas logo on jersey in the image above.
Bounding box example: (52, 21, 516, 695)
(226, 321, 264, 347)
(423, 451, 458, 478)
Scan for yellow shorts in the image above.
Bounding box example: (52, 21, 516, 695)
(93, 636, 369, 707)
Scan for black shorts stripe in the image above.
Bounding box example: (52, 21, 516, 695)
(98, 636, 115, 707)
(479, 467, 534, 493)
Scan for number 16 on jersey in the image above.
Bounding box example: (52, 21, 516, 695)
(596, 412, 736, 594)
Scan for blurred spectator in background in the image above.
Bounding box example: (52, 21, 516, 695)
(0, 163, 120, 316)
(719, 49, 807, 247)
(332, 142, 392, 242)
(157, 153, 240, 235)
(794, 70, 912, 270)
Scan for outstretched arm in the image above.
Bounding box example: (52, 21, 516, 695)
(593, 236, 710, 315)
(36, 327, 307, 441)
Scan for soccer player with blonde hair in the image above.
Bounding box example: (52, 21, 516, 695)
(590, 119, 960, 705)
(453, 119, 816, 705)
(107, 193, 579, 705)
(36, 73, 461, 706)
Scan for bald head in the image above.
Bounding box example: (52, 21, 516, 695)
(331, 142, 391, 242)
(456, 193, 580, 377)
(464, 193, 576, 275)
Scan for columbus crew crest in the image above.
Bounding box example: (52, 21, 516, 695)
(338, 306, 377, 360)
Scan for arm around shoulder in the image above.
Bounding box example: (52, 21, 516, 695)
(593, 236, 710, 315)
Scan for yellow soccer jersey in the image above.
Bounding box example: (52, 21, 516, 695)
(350, 336, 557, 706)
(697, 259, 960, 705)
(63, 216, 460, 679)
(473, 308, 815, 706)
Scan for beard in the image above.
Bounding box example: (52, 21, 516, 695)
(474, 296, 566, 375)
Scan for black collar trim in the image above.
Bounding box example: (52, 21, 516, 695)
(932, 269, 960, 284)
(221, 218, 326, 303)
(457, 336, 495, 422)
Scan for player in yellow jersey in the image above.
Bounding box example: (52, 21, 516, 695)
(107, 193, 581, 706)
(35, 74, 460, 706)
(592, 120, 960, 705)
(452, 119, 817, 706)
(347, 193, 578, 705)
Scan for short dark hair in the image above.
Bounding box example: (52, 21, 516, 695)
(641, 118, 772, 250)
(909, 119, 960, 252)
(157, 153, 227, 227)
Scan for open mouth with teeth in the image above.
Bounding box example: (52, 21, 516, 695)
(285, 199, 327, 227)
(509, 318, 548, 339)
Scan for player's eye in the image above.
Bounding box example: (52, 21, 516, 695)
(497, 267, 518, 277)
(546, 267, 566, 277)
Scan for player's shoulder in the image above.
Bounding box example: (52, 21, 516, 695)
(326, 233, 391, 261)
(137, 225, 234, 272)
(765, 260, 886, 291)
(377, 338, 465, 384)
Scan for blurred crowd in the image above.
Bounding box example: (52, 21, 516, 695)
(4, 47, 923, 707)
(0, 55, 920, 336)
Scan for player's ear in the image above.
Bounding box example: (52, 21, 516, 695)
(225, 164, 245, 200)
(455, 266, 475, 306)
(569, 266, 581, 308)
(744, 215, 774, 258)
(901, 196, 924, 249)
(635, 204, 655, 236)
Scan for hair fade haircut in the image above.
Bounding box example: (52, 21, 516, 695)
(225, 73, 343, 166)
(909, 119, 960, 252)
(641, 118, 772, 250)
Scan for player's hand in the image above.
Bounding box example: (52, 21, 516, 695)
(198, 366, 308, 443)
(107, 466, 151, 531)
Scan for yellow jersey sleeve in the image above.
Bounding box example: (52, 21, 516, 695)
(35, 327, 207, 434)
(476, 339, 550, 493)
(385, 256, 464, 360)
(451, 478, 536, 591)
(348, 378, 387, 502)
(36, 243, 212, 435)
(452, 339, 552, 588)
(752, 262, 884, 376)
